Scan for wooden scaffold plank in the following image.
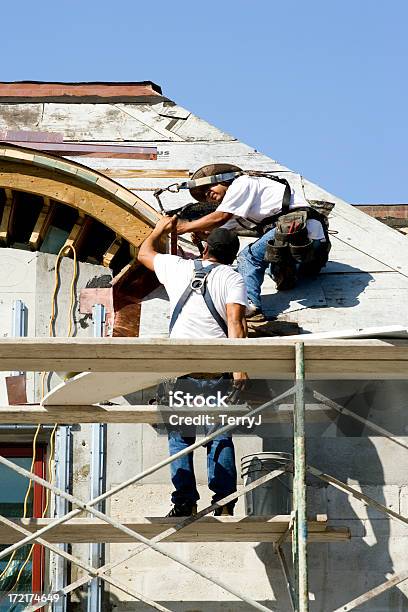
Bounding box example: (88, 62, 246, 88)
(0, 515, 349, 544)
(0, 338, 406, 377)
(0, 403, 336, 425)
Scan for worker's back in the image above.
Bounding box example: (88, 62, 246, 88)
(154, 254, 247, 339)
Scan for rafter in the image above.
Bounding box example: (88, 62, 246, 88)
(29, 196, 55, 250)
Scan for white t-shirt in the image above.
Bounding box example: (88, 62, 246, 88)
(217, 175, 325, 240)
(154, 254, 247, 339)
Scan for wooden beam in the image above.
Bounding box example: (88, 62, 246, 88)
(61, 213, 92, 256)
(0, 161, 159, 247)
(0, 516, 350, 544)
(100, 169, 190, 179)
(1, 141, 157, 159)
(0, 338, 406, 377)
(0, 403, 336, 425)
(0, 188, 14, 245)
(103, 236, 122, 267)
(29, 196, 55, 250)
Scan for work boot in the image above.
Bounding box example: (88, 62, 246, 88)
(166, 502, 197, 517)
(246, 310, 267, 323)
(214, 502, 235, 516)
(273, 262, 297, 291)
(245, 301, 268, 323)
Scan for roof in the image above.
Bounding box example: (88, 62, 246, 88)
(1, 82, 408, 336)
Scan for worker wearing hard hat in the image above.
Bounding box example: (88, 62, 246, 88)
(176, 164, 331, 320)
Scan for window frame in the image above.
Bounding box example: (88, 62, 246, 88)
(0, 444, 47, 594)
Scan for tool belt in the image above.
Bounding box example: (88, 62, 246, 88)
(264, 207, 331, 268)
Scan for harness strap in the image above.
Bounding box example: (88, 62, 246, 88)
(245, 176, 292, 230)
(169, 260, 228, 336)
(178, 171, 243, 191)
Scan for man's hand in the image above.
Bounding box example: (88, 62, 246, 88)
(176, 220, 189, 235)
(177, 211, 233, 235)
(191, 231, 210, 243)
(227, 372, 249, 404)
(232, 371, 249, 393)
(232, 371, 249, 386)
(154, 215, 178, 235)
(138, 215, 178, 272)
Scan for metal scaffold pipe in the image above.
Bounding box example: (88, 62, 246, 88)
(293, 342, 308, 612)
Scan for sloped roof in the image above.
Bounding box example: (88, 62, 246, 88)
(1, 82, 408, 335)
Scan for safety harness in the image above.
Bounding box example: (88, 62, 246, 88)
(169, 169, 331, 237)
(169, 259, 228, 336)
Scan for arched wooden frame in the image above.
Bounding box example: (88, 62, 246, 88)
(0, 144, 160, 247)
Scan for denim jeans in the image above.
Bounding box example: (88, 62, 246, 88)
(167, 376, 237, 506)
(237, 229, 328, 310)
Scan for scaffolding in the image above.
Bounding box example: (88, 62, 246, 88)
(0, 337, 407, 611)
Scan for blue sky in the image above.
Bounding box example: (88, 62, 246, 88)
(2, 0, 407, 203)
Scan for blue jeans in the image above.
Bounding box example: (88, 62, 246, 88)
(237, 229, 328, 310)
(168, 377, 237, 506)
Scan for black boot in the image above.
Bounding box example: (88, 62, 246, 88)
(214, 501, 235, 516)
(166, 501, 197, 517)
(273, 261, 297, 291)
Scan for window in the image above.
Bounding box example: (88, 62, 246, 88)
(0, 445, 46, 610)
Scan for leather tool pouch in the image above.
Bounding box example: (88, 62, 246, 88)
(265, 210, 313, 263)
(275, 210, 309, 245)
(265, 242, 288, 263)
(289, 241, 314, 263)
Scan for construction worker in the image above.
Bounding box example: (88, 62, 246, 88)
(176, 164, 331, 321)
(138, 215, 248, 517)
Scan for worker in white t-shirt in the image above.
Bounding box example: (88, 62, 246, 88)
(138, 215, 248, 518)
(176, 164, 331, 321)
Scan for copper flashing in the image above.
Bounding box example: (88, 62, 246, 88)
(5, 374, 27, 405)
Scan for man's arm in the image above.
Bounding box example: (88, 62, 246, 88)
(177, 211, 232, 235)
(226, 303, 249, 384)
(137, 215, 177, 271)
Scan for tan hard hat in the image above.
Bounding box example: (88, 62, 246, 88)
(189, 163, 242, 201)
